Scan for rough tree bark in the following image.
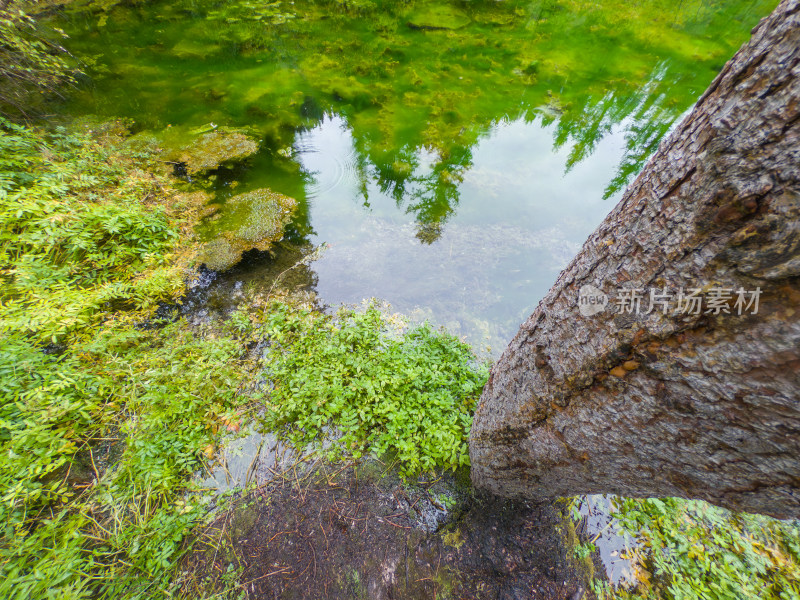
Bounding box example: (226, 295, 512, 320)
(470, 0, 800, 519)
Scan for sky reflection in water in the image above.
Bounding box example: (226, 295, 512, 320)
(296, 113, 624, 352)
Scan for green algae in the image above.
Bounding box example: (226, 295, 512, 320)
(198, 238, 243, 272)
(124, 124, 261, 176)
(219, 188, 296, 245)
(171, 38, 221, 60)
(198, 188, 297, 270)
(407, 6, 471, 30)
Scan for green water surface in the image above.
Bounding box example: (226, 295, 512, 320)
(54, 0, 778, 351)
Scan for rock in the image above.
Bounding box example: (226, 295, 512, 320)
(198, 188, 297, 271)
(170, 128, 260, 175)
(222, 188, 297, 246)
(198, 238, 242, 272)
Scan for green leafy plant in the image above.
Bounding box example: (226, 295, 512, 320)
(0, 5, 78, 116)
(595, 497, 800, 600)
(0, 120, 259, 599)
(574, 540, 597, 560)
(261, 302, 489, 477)
(0, 321, 258, 599)
(0, 118, 183, 342)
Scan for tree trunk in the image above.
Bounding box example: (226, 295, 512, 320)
(469, 0, 800, 519)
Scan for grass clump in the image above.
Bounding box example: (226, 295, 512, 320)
(262, 302, 489, 477)
(592, 497, 800, 600)
(0, 322, 257, 599)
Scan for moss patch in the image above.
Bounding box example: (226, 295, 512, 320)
(198, 188, 297, 270)
(164, 126, 260, 175)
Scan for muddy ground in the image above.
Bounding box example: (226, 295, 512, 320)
(182, 459, 596, 599)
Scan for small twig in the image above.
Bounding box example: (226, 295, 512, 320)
(590, 520, 615, 544)
(320, 521, 329, 551)
(88, 446, 101, 483)
(209, 513, 230, 573)
(305, 534, 316, 577)
(84, 513, 113, 537)
(268, 530, 293, 544)
(244, 440, 264, 486)
(60, 459, 73, 488)
(379, 518, 411, 529)
(238, 566, 291, 586)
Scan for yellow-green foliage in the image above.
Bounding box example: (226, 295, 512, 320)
(0, 5, 76, 116)
(0, 322, 256, 599)
(594, 497, 800, 600)
(0, 121, 257, 599)
(0, 118, 184, 342)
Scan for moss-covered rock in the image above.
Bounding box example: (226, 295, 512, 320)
(124, 124, 261, 177)
(223, 189, 296, 245)
(198, 188, 297, 271)
(198, 238, 242, 271)
(171, 128, 260, 175)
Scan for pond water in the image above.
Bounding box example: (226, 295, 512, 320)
(53, 0, 777, 351)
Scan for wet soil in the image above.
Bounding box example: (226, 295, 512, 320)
(183, 460, 593, 599)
